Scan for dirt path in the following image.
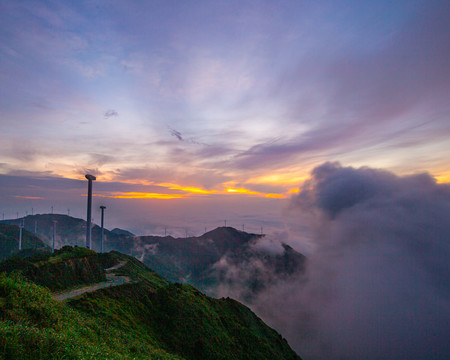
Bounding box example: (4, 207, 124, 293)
(53, 261, 132, 301)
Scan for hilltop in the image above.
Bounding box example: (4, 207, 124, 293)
(1, 214, 134, 254)
(0, 223, 49, 261)
(1, 215, 305, 299)
(0, 247, 301, 359)
(138, 227, 305, 298)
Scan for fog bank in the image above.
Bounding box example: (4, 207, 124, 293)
(236, 163, 450, 359)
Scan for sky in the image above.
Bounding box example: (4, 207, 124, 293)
(0, 0, 449, 235)
(1, 2, 449, 358)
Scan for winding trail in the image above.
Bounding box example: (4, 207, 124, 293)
(52, 261, 132, 301)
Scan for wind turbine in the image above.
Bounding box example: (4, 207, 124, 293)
(19, 219, 24, 250)
(85, 174, 96, 249)
(100, 206, 106, 253)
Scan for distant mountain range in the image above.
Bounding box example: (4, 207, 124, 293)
(111, 227, 135, 236)
(2, 214, 134, 254)
(1, 214, 305, 299)
(137, 227, 305, 298)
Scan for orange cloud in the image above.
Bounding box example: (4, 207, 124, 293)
(107, 192, 187, 199)
(226, 188, 261, 195)
(435, 174, 450, 184)
(265, 193, 286, 199)
(226, 188, 286, 198)
(157, 183, 217, 194)
(13, 195, 44, 199)
(246, 173, 309, 186)
(87, 179, 289, 200)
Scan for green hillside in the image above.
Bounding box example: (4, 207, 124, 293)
(0, 223, 49, 261)
(0, 247, 301, 359)
(0, 246, 106, 291)
(139, 227, 305, 297)
(2, 214, 134, 254)
(2, 216, 305, 300)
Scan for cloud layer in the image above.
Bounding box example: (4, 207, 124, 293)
(241, 163, 450, 359)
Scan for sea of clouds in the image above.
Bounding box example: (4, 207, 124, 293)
(216, 162, 450, 359)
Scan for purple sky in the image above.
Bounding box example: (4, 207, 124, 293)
(0, 0, 449, 235)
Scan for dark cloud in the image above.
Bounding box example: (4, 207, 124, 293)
(104, 109, 118, 118)
(243, 163, 450, 359)
(168, 126, 183, 141)
(231, 124, 364, 170)
(0, 174, 84, 191)
(88, 153, 115, 167)
(292, 162, 397, 218)
(0, 174, 87, 219)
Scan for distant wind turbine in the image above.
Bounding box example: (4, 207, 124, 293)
(19, 220, 24, 250)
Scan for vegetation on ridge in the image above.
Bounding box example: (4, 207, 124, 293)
(0, 246, 106, 291)
(0, 247, 301, 359)
(0, 223, 49, 261)
(0, 273, 182, 359)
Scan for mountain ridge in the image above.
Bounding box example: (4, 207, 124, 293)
(1, 214, 305, 299)
(0, 246, 302, 359)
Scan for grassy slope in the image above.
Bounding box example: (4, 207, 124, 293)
(0, 223, 49, 261)
(0, 246, 106, 291)
(0, 273, 182, 359)
(0, 249, 301, 359)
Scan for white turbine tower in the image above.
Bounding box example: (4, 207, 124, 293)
(18, 219, 24, 250)
(85, 174, 96, 249)
(100, 206, 106, 253)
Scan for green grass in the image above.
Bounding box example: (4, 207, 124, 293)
(0, 273, 183, 359)
(0, 246, 106, 291)
(68, 280, 300, 360)
(0, 223, 49, 262)
(0, 248, 301, 360)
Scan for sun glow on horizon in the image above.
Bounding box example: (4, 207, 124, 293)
(157, 183, 218, 194)
(435, 174, 450, 184)
(246, 173, 309, 186)
(226, 188, 286, 198)
(107, 192, 187, 200)
(73, 166, 450, 203)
